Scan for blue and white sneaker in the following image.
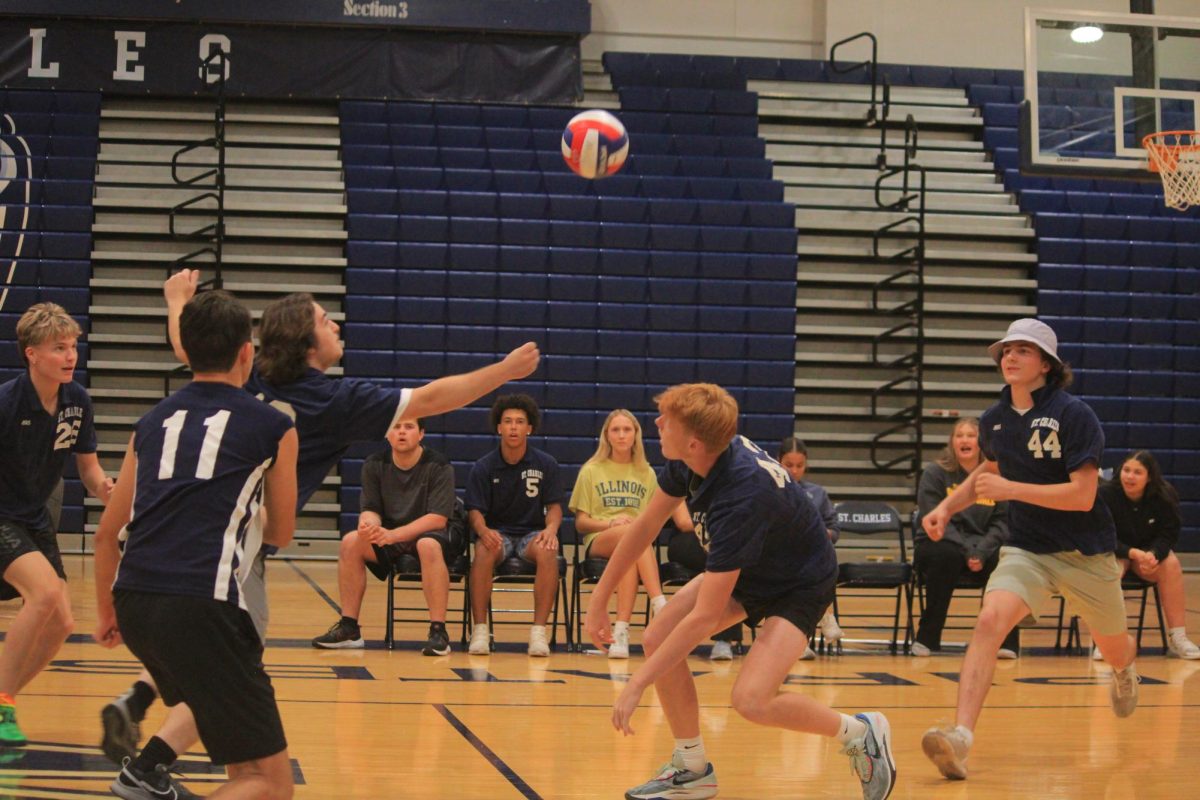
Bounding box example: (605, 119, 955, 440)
(841, 712, 896, 800)
(624, 754, 718, 800)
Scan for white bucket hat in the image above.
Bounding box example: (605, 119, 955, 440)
(987, 318, 1061, 365)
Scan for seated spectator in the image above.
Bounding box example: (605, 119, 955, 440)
(311, 417, 460, 655)
(466, 394, 563, 657)
(1096, 450, 1199, 660)
(778, 437, 844, 658)
(913, 418, 1019, 658)
(570, 409, 690, 659)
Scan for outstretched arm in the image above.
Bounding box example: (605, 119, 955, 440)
(403, 342, 541, 420)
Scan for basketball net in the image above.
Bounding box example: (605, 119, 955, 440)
(1143, 131, 1200, 212)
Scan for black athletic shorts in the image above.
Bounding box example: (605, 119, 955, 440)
(734, 574, 837, 642)
(365, 527, 462, 581)
(0, 519, 65, 600)
(113, 589, 287, 766)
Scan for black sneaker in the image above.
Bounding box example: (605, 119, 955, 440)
(422, 626, 451, 656)
(100, 692, 141, 765)
(311, 619, 364, 649)
(111, 759, 200, 800)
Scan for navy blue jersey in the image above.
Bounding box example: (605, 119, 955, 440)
(115, 382, 294, 607)
(979, 384, 1116, 555)
(0, 374, 96, 529)
(245, 367, 409, 508)
(465, 446, 563, 537)
(658, 436, 837, 602)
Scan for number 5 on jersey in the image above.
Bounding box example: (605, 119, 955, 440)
(1027, 429, 1061, 459)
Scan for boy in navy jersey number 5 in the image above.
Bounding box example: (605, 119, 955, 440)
(585, 384, 895, 800)
(921, 318, 1139, 782)
(94, 291, 300, 799)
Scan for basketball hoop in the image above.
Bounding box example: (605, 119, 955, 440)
(1143, 131, 1200, 212)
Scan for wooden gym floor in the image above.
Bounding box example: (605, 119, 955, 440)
(4, 555, 1199, 799)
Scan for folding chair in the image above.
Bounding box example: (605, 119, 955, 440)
(384, 499, 471, 650)
(832, 501, 914, 653)
(479, 546, 571, 652)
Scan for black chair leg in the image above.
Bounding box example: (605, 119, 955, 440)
(385, 571, 395, 651)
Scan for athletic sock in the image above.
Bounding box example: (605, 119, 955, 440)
(836, 714, 868, 745)
(132, 736, 177, 774)
(674, 735, 706, 773)
(955, 725, 974, 748)
(127, 680, 158, 722)
(1170, 626, 1187, 641)
(339, 615, 359, 631)
(614, 621, 630, 634)
(651, 595, 668, 615)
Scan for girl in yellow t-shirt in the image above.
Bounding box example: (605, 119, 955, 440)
(569, 409, 690, 658)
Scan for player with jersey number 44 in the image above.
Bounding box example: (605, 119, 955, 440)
(921, 318, 1140, 783)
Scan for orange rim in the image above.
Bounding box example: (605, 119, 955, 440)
(1142, 130, 1200, 173)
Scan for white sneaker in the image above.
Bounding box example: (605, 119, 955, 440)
(651, 595, 669, 616)
(910, 642, 931, 657)
(709, 640, 733, 661)
(609, 626, 630, 659)
(997, 647, 1018, 660)
(799, 646, 816, 661)
(528, 625, 550, 657)
(1168, 635, 1200, 660)
(820, 610, 843, 643)
(1110, 663, 1140, 718)
(1092, 644, 1104, 661)
(468, 624, 490, 655)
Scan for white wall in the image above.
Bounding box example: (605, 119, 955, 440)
(585, 0, 1199, 69)
(582, 0, 824, 61)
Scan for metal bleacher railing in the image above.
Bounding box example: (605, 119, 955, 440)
(829, 33, 929, 495)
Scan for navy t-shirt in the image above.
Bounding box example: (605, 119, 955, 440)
(245, 367, 410, 508)
(465, 446, 563, 537)
(0, 374, 97, 529)
(979, 384, 1116, 555)
(658, 436, 837, 602)
(115, 382, 294, 608)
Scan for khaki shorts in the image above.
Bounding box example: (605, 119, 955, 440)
(986, 546, 1127, 636)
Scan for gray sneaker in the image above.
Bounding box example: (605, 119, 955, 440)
(921, 725, 970, 780)
(841, 712, 896, 800)
(100, 691, 141, 765)
(624, 754, 717, 800)
(111, 759, 200, 800)
(1110, 663, 1140, 718)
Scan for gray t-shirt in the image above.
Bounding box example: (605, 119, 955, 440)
(360, 446, 456, 528)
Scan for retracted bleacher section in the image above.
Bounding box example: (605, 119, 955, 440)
(337, 97, 798, 521)
(0, 89, 100, 533)
(967, 72, 1200, 549)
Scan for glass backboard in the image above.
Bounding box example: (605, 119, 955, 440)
(1023, 8, 1200, 178)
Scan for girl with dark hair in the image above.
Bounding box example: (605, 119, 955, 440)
(1097, 450, 1198, 659)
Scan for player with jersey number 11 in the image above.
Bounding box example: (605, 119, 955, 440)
(585, 383, 895, 800)
(921, 318, 1139, 783)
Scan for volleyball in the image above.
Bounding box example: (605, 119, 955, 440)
(561, 109, 629, 179)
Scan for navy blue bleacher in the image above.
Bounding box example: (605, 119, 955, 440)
(338, 87, 796, 521)
(961, 72, 1200, 547)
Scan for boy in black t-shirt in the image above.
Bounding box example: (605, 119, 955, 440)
(311, 417, 460, 654)
(585, 383, 895, 800)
